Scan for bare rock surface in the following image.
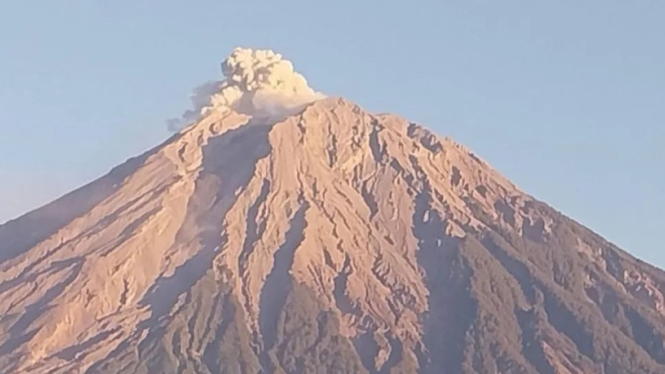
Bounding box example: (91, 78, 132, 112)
(2, 97, 665, 374)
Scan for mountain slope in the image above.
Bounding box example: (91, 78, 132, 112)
(2, 97, 665, 374)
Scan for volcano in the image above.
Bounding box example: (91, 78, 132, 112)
(2, 49, 665, 374)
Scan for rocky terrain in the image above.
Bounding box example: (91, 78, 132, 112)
(2, 49, 665, 374)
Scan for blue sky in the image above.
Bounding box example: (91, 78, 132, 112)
(0, 2, 663, 266)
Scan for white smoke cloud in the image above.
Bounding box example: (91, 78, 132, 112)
(167, 47, 325, 131)
(166, 81, 222, 132)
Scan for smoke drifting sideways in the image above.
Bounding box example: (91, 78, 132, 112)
(167, 48, 326, 132)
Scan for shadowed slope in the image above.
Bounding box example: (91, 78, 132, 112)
(1, 98, 665, 374)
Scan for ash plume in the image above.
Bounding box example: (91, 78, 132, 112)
(167, 47, 325, 131)
(166, 81, 222, 132)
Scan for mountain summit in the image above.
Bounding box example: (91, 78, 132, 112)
(2, 49, 665, 374)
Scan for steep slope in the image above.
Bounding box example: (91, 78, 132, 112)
(2, 97, 665, 374)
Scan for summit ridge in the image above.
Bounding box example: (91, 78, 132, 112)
(1, 49, 664, 374)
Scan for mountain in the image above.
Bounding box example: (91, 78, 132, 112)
(2, 50, 665, 374)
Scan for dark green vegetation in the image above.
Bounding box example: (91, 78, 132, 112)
(80, 199, 665, 374)
(84, 268, 367, 374)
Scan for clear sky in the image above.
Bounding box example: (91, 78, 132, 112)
(0, 2, 663, 266)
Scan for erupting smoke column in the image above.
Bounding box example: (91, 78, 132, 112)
(168, 48, 326, 131)
(166, 81, 222, 132)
